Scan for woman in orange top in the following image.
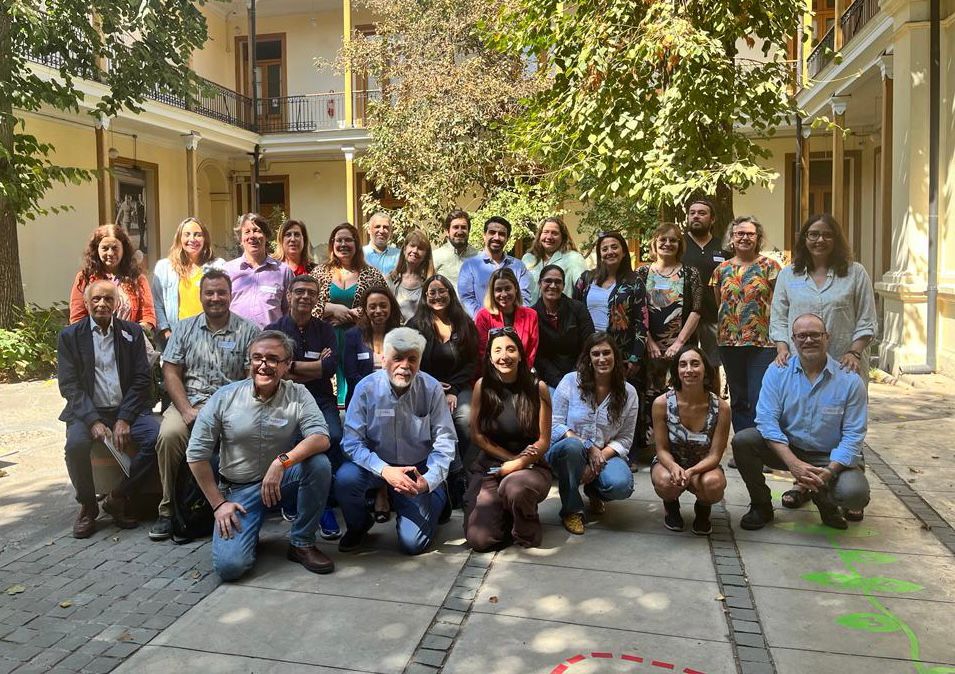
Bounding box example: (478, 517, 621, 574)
(69, 224, 156, 331)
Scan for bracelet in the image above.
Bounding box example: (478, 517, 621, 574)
(846, 350, 862, 359)
(213, 500, 229, 513)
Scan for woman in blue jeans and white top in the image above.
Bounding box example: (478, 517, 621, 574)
(547, 332, 637, 535)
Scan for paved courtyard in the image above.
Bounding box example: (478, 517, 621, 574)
(1, 375, 953, 674)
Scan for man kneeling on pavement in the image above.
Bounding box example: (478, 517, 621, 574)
(186, 330, 335, 580)
(732, 313, 870, 530)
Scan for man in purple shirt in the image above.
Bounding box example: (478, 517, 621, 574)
(224, 213, 293, 328)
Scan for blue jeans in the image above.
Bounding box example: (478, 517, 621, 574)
(334, 460, 447, 555)
(212, 453, 332, 581)
(545, 438, 634, 517)
(719, 346, 775, 433)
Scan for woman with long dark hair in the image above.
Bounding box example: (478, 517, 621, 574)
(533, 264, 594, 392)
(547, 332, 637, 534)
(651, 345, 731, 535)
(465, 328, 552, 551)
(474, 267, 539, 367)
(70, 224, 156, 331)
(770, 213, 876, 518)
(521, 216, 588, 303)
(387, 228, 434, 321)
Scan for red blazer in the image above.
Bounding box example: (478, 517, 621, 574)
(475, 305, 539, 370)
(69, 272, 157, 330)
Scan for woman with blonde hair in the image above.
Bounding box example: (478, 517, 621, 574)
(151, 217, 224, 342)
(521, 216, 587, 303)
(387, 229, 435, 321)
(276, 219, 315, 276)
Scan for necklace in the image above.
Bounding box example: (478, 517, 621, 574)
(654, 263, 681, 278)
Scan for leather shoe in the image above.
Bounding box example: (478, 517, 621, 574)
(287, 544, 335, 574)
(812, 491, 848, 530)
(101, 494, 138, 529)
(740, 503, 774, 530)
(562, 513, 585, 535)
(73, 503, 99, 539)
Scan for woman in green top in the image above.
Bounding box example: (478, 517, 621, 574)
(521, 217, 588, 304)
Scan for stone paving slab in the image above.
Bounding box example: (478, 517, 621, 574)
(442, 613, 736, 674)
(771, 647, 955, 674)
(754, 585, 955, 665)
(473, 560, 727, 642)
(147, 584, 437, 673)
(114, 645, 347, 673)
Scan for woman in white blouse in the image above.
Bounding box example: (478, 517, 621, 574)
(546, 332, 638, 535)
(770, 214, 877, 519)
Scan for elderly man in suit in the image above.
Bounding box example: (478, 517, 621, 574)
(57, 279, 159, 538)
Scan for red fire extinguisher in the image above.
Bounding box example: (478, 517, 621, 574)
(327, 92, 336, 119)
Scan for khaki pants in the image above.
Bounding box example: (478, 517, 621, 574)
(156, 405, 194, 517)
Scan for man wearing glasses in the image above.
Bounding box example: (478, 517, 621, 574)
(731, 313, 870, 531)
(187, 330, 336, 580)
(150, 270, 259, 541)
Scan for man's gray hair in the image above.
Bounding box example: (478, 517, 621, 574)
(383, 327, 426, 358)
(366, 211, 392, 228)
(248, 330, 295, 361)
(83, 279, 118, 302)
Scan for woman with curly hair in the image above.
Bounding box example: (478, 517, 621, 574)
(151, 217, 224, 343)
(547, 333, 638, 534)
(521, 216, 588, 304)
(387, 229, 435, 321)
(69, 224, 156, 331)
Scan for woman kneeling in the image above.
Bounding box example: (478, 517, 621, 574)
(465, 328, 552, 551)
(547, 333, 637, 535)
(651, 346, 730, 535)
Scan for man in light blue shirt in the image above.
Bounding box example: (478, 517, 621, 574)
(457, 216, 531, 316)
(732, 313, 870, 531)
(362, 211, 400, 275)
(337, 327, 456, 554)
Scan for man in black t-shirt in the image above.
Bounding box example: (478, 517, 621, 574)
(681, 199, 730, 367)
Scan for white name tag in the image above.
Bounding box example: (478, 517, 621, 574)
(219, 340, 236, 350)
(376, 408, 395, 417)
(261, 285, 279, 295)
(713, 256, 725, 263)
(269, 417, 289, 427)
(357, 352, 371, 361)
(121, 330, 133, 342)
(654, 280, 672, 291)
(305, 350, 321, 359)
(822, 406, 842, 415)
(686, 431, 709, 444)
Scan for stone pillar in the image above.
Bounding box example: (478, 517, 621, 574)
(830, 96, 848, 228)
(834, 0, 845, 50)
(878, 55, 893, 279)
(95, 116, 111, 225)
(343, 145, 356, 227)
(183, 132, 202, 217)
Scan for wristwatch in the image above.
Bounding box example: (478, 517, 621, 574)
(277, 453, 294, 469)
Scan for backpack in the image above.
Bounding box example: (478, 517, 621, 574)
(171, 454, 217, 544)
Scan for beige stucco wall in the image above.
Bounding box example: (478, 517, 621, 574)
(734, 136, 791, 252)
(191, 5, 236, 89)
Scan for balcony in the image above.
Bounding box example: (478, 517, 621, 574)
(807, 27, 835, 80)
(840, 0, 880, 46)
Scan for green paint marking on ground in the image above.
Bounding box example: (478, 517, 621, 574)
(774, 521, 877, 538)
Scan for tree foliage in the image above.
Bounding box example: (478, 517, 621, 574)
(0, 0, 208, 327)
(487, 0, 803, 209)
(333, 0, 542, 241)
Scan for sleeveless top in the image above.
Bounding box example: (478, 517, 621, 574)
(666, 390, 720, 468)
(473, 381, 540, 472)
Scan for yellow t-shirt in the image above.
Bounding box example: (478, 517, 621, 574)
(177, 267, 203, 320)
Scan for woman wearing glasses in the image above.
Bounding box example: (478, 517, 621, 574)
(710, 216, 780, 434)
(533, 265, 594, 393)
(475, 267, 539, 368)
(406, 274, 479, 506)
(769, 214, 876, 518)
(465, 326, 552, 551)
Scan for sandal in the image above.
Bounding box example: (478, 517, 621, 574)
(781, 488, 811, 509)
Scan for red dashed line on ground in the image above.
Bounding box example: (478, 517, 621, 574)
(548, 653, 705, 674)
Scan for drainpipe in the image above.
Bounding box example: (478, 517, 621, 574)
(900, 0, 939, 374)
(794, 21, 805, 245)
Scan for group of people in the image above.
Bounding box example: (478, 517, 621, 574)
(57, 200, 877, 581)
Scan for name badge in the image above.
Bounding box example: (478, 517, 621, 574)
(654, 280, 672, 291)
(268, 417, 289, 427)
(261, 285, 279, 295)
(219, 340, 236, 350)
(305, 350, 321, 359)
(822, 406, 842, 416)
(357, 352, 371, 361)
(713, 255, 725, 263)
(121, 330, 133, 342)
(686, 431, 709, 444)
(376, 408, 395, 417)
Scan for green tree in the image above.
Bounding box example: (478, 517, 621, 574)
(488, 0, 803, 215)
(332, 0, 542, 241)
(0, 1, 209, 327)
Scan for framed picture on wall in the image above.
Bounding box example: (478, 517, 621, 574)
(113, 166, 148, 260)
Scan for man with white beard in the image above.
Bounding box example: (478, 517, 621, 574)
(335, 327, 457, 554)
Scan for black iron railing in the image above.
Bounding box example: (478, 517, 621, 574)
(841, 0, 880, 46)
(807, 27, 835, 79)
(152, 77, 256, 132)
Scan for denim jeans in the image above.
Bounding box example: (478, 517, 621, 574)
(334, 460, 447, 555)
(545, 437, 634, 517)
(212, 452, 332, 581)
(64, 410, 159, 506)
(719, 346, 775, 432)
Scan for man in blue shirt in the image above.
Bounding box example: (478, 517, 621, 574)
(457, 216, 531, 316)
(732, 313, 870, 530)
(337, 327, 457, 555)
(362, 212, 400, 275)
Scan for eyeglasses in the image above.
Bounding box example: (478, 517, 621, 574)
(793, 331, 826, 342)
(733, 231, 757, 239)
(290, 288, 318, 297)
(426, 288, 450, 299)
(251, 355, 289, 367)
(540, 278, 564, 286)
(806, 231, 834, 241)
(488, 326, 518, 338)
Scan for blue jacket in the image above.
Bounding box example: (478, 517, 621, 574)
(342, 326, 375, 407)
(151, 257, 225, 333)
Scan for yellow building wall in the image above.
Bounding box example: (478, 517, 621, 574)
(260, 159, 348, 249)
(733, 137, 790, 252)
(191, 5, 236, 89)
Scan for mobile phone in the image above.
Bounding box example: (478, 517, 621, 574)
(486, 466, 501, 476)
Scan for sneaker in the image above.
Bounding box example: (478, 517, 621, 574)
(319, 508, 342, 540)
(562, 513, 585, 535)
(692, 502, 712, 535)
(663, 500, 685, 531)
(149, 516, 173, 541)
(739, 503, 775, 530)
(339, 515, 373, 553)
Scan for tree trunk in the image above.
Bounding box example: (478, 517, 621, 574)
(714, 180, 734, 244)
(0, 7, 25, 329)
